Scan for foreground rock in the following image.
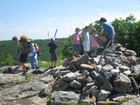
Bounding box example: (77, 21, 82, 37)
(51, 91, 80, 105)
(0, 76, 54, 103)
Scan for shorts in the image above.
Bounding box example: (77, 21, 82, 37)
(51, 53, 57, 61)
(74, 44, 81, 51)
(83, 42, 90, 51)
(20, 53, 27, 63)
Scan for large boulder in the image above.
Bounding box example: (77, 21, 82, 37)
(114, 73, 131, 93)
(51, 91, 80, 105)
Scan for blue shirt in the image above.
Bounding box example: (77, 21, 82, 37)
(103, 22, 115, 42)
(48, 42, 57, 53)
(84, 32, 90, 43)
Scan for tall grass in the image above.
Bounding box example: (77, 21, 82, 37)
(38, 61, 63, 68)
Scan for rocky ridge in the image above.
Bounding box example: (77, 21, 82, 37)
(0, 43, 140, 105)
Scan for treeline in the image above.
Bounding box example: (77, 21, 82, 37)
(0, 14, 140, 67)
(0, 38, 67, 67)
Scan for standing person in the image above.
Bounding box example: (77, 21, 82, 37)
(90, 29, 99, 51)
(81, 26, 90, 54)
(48, 38, 57, 68)
(95, 17, 115, 47)
(29, 43, 39, 69)
(69, 28, 81, 57)
(12, 36, 28, 71)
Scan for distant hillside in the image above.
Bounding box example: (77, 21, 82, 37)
(0, 38, 68, 66)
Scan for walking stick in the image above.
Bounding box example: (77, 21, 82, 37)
(97, 40, 111, 65)
(54, 29, 58, 38)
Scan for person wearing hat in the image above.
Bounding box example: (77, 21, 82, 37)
(90, 29, 99, 51)
(48, 37, 57, 68)
(12, 36, 28, 71)
(99, 17, 115, 47)
(69, 27, 81, 57)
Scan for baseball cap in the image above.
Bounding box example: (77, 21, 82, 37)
(51, 37, 55, 42)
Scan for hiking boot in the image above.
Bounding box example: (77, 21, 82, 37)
(49, 67, 53, 69)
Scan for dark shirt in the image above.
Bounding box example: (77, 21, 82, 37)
(48, 42, 57, 53)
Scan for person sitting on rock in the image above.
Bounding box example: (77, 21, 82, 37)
(90, 29, 99, 52)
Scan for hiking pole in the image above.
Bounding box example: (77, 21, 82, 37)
(48, 31, 49, 43)
(54, 29, 58, 38)
(97, 40, 111, 65)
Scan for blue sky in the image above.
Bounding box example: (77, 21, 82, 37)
(0, 0, 140, 41)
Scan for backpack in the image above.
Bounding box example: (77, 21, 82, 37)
(19, 35, 33, 54)
(34, 43, 41, 56)
(6, 66, 14, 73)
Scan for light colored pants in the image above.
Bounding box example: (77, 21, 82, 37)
(29, 54, 38, 69)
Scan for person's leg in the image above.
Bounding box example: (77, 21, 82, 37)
(54, 61, 56, 67)
(29, 56, 35, 69)
(51, 61, 53, 67)
(76, 51, 79, 57)
(18, 53, 28, 70)
(95, 36, 107, 46)
(34, 54, 38, 68)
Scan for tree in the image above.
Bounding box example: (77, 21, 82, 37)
(1, 53, 14, 66)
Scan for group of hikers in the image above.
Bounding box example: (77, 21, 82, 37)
(69, 17, 115, 57)
(11, 17, 115, 73)
(12, 35, 57, 73)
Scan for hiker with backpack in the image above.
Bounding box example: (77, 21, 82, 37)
(29, 43, 39, 69)
(48, 38, 57, 68)
(69, 27, 81, 57)
(12, 36, 29, 71)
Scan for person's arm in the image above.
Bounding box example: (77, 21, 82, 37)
(18, 46, 22, 61)
(68, 34, 74, 40)
(103, 31, 108, 37)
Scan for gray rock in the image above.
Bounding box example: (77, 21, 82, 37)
(80, 64, 96, 71)
(123, 70, 131, 75)
(69, 80, 82, 89)
(104, 72, 112, 78)
(103, 79, 113, 92)
(86, 76, 93, 83)
(119, 65, 130, 71)
(51, 91, 80, 105)
(0, 74, 26, 85)
(101, 64, 113, 73)
(114, 73, 131, 93)
(0, 79, 47, 102)
(124, 50, 137, 56)
(81, 70, 89, 76)
(133, 65, 140, 75)
(91, 89, 100, 97)
(62, 72, 81, 81)
(52, 78, 68, 91)
(40, 81, 54, 96)
(111, 69, 120, 75)
(59, 70, 71, 76)
(97, 89, 111, 101)
(82, 82, 97, 94)
(40, 75, 54, 84)
(96, 65, 102, 72)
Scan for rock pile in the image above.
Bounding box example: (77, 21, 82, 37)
(50, 43, 140, 104)
(0, 43, 140, 105)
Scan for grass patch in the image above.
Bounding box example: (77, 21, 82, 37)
(117, 98, 129, 104)
(38, 61, 63, 68)
(0, 69, 4, 73)
(0, 85, 2, 89)
(47, 94, 52, 105)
